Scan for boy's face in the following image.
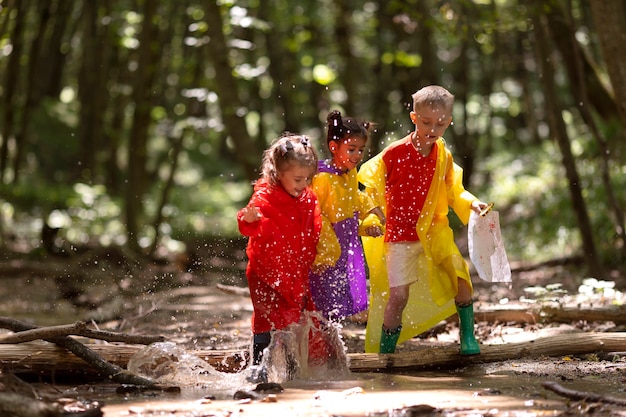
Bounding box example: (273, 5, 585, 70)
(410, 106, 452, 147)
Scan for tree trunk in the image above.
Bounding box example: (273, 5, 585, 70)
(589, 1, 626, 130)
(76, 1, 110, 183)
(13, 1, 54, 184)
(531, 7, 603, 276)
(0, 0, 25, 183)
(125, 0, 162, 251)
(256, 2, 300, 136)
(554, 1, 626, 261)
(39, 0, 74, 99)
(204, 0, 259, 182)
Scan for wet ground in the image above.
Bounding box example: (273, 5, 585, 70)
(1, 254, 626, 416)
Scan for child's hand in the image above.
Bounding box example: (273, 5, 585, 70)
(371, 207, 386, 225)
(311, 264, 330, 275)
(241, 204, 262, 223)
(364, 225, 384, 237)
(471, 200, 492, 216)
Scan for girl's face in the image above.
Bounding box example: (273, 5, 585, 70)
(410, 106, 452, 148)
(329, 136, 367, 172)
(278, 163, 315, 197)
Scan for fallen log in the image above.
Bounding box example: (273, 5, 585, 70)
(473, 305, 626, 325)
(541, 305, 626, 325)
(348, 332, 626, 371)
(1, 332, 625, 376)
(0, 342, 248, 375)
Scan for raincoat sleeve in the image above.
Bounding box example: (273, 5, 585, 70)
(311, 174, 341, 268)
(357, 153, 387, 214)
(357, 191, 383, 235)
(447, 159, 478, 225)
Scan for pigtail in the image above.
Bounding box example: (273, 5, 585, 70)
(326, 110, 374, 146)
(327, 110, 344, 144)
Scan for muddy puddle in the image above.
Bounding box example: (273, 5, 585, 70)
(47, 333, 626, 417)
(58, 362, 623, 417)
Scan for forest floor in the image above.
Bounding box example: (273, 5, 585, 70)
(1, 238, 626, 416)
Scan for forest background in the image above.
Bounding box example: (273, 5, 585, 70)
(1, 0, 625, 288)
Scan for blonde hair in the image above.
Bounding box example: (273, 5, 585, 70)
(261, 133, 318, 186)
(411, 85, 454, 114)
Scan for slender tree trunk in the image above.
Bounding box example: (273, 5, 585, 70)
(103, 29, 131, 196)
(39, 0, 74, 99)
(531, 7, 603, 275)
(150, 130, 184, 255)
(334, 0, 358, 117)
(12, 1, 52, 184)
(204, 0, 258, 181)
(76, 1, 111, 184)
(256, 1, 301, 136)
(76, 1, 99, 182)
(559, 1, 626, 261)
(126, 0, 162, 252)
(367, 0, 404, 156)
(0, 0, 25, 183)
(589, 1, 626, 130)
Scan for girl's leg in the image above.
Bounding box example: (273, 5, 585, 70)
(252, 331, 271, 365)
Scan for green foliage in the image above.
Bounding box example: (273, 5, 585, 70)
(1, 0, 625, 277)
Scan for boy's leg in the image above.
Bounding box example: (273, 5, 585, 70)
(383, 284, 410, 330)
(456, 279, 480, 355)
(381, 241, 422, 354)
(380, 324, 402, 354)
(380, 284, 409, 353)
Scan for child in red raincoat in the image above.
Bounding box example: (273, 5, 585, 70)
(237, 133, 325, 368)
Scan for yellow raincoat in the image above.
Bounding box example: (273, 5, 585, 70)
(358, 137, 478, 353)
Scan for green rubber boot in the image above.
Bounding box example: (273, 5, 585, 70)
(456, 303, 480, 355)
(380, 325, 401, 354)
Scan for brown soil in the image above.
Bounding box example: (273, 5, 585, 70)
(1, 241, 626, 416)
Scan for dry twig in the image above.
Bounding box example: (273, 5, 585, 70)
(542, 381, 626, 406)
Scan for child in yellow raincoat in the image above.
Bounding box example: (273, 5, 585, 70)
(310, 110, 385, 322)
(358, 85, 489, 355)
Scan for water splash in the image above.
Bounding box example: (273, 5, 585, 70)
(127, 311, 350, 392)
(262, 312, 350, 383)
(127, 341, 247, 390)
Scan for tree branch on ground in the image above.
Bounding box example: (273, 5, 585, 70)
(0, 320, 166, 345)
(542, 381, 626, 406)
(0, 316, 157, 386)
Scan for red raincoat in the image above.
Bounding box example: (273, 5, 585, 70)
(237, 179, 322, 335)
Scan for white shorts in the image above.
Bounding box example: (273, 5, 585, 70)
(385, 241, 427, 288)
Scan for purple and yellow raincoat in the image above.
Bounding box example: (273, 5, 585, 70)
(310, 160, 383, 320)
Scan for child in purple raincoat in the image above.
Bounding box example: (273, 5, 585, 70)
(309, 110, 385, 322)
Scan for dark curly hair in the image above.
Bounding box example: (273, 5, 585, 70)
(326, 110, 372, 146)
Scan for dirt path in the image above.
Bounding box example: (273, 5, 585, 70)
(1, 254, 626, 416)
